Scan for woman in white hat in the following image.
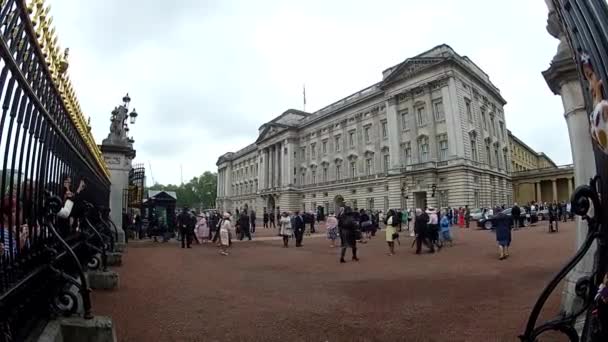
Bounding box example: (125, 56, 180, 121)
(219, 212, 233, 255)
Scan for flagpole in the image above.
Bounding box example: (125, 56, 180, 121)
(303, 84, 306, 112)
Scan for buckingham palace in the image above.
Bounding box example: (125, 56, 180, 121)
(216, 44, 514, 215)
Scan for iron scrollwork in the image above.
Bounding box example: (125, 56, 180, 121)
(520, 176, 605, 341)
(519, 0, 608, 340)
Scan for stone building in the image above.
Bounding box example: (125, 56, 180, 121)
(216, 44, 514, 215)
(509, 130, 574, 204)
(509, 130, 557, 171)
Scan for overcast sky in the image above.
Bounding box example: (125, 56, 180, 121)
(51, 0, 566, 185)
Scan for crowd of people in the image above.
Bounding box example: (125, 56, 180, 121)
(124, 196, 581, 264)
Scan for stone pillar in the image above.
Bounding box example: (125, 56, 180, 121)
(542, 1, 598, 322)
(101, 145, 135, 246)
(385, 96, 401, 174)
(536, 182, 542, 203)
(552, 179, 558, 201)
(568, 177, 573, 197)
(443, 77, 463, 157)
(269, 146, 275, 188)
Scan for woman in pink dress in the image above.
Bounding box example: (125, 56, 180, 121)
(195, 214, 209, 243)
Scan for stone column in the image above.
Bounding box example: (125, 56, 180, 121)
(536, 182, 542, 203)
(269, 146, 275, 188)
(568, 177, 573, 197)
(385, 96, 401, 173)
(276, 142, 282, 188)
(552, 179, 558, 201)
(543, 0, 598, 322)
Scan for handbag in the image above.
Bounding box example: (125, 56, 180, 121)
(354, 229, 363, 241)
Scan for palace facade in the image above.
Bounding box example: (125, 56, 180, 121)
(216, 44, 514, 214)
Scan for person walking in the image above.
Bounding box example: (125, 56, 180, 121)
(414, 209, 434, 254)
(338, 207, 359, 263)
(512, 203, 521, 230)
(549, 202, 559, 233)
(250, 210, 256, 234)
(219, 212, 232, 255)
(238, 209, 252, 240)
(440, 214, 453, 246)
(279, 212, 293, 247)
(464, 205, 471, 228)
(326, 213, 339, 248)
(270, 210, 277, 228)
(293, 211, 305, 247)
(263, 210, 269, 228)
(177, 207, 193, 249)
(493, 207, 512, 260)
(195, 213, 209, 244)
(385, 209, 399, 256)
(427, 207, 441, 250)
(402, 209, 410, 232)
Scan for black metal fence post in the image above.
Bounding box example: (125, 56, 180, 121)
(0, 1, 112, 341)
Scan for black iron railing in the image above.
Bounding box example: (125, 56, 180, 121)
(0, 1, 110, 341)
(520, 0, 608, 341)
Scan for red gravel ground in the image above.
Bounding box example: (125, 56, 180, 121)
(93, 221, 577, 342)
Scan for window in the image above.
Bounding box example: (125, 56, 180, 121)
(381, 121, 387, 138)
(400, 109, 409, 130)
(301, 147, 306, 161)
(499, 122, 504, 141)
(470, 135, 478, 161)
(418, 136, 429, 162)
(473, 175, 480, 184)
(481, 109, 487, 129)
(465, 99, 473, 122)
(311, 143, 316, 159)
(368, 198, 374, 210)
(495, 146, 500, 169)
(322, 140, 327, 154)
(503, 150, 508, 171)
(486, 142, 491, 165)
(352, 199, 357, 209)
(438, 190, 448, 208)
(490, 115, 496, 136)
(323, 167, 328, 182)
(365, 158, 372, 175)
(336, 165, 342, 180)
(383, 154, 390, 171)
(301, 172, 305, 185)
(311, 170, 316, 184)
(473, 190, 480, 208)
(335, 136, 341, 152)
(364, 126, 371, 143)
(438, 134, 448, 161)
(349, 131, 355, 147)
(433, 101, 445, 121)
(417, 106, 427, 126)
(350, 161, 357, 178)
(404, 142, 412, 165)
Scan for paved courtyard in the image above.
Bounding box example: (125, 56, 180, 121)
(93, 221, 578, 342)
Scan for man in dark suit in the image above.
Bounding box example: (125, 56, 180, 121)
(293, 211, 305, 247)
(177, 207, 193, 248)
(239, 209, 252, 240)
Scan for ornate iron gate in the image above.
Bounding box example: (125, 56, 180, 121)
(0, 0, 111, 341)
(520, 0, 608, 341)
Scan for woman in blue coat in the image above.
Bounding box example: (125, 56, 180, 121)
(493, 207, 512, 260)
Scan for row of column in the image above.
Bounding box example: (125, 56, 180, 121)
(260, 142, 283, 190)
(217, 166, 232, 197)
(534, 177, 573, 202)
(258, 140, 296, 191)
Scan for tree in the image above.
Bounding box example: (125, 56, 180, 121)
(147, 171, 217, 209)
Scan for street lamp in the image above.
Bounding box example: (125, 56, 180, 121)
(129, 108, 138, 124)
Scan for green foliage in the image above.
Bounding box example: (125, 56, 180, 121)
(148, 171, 217, 209)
